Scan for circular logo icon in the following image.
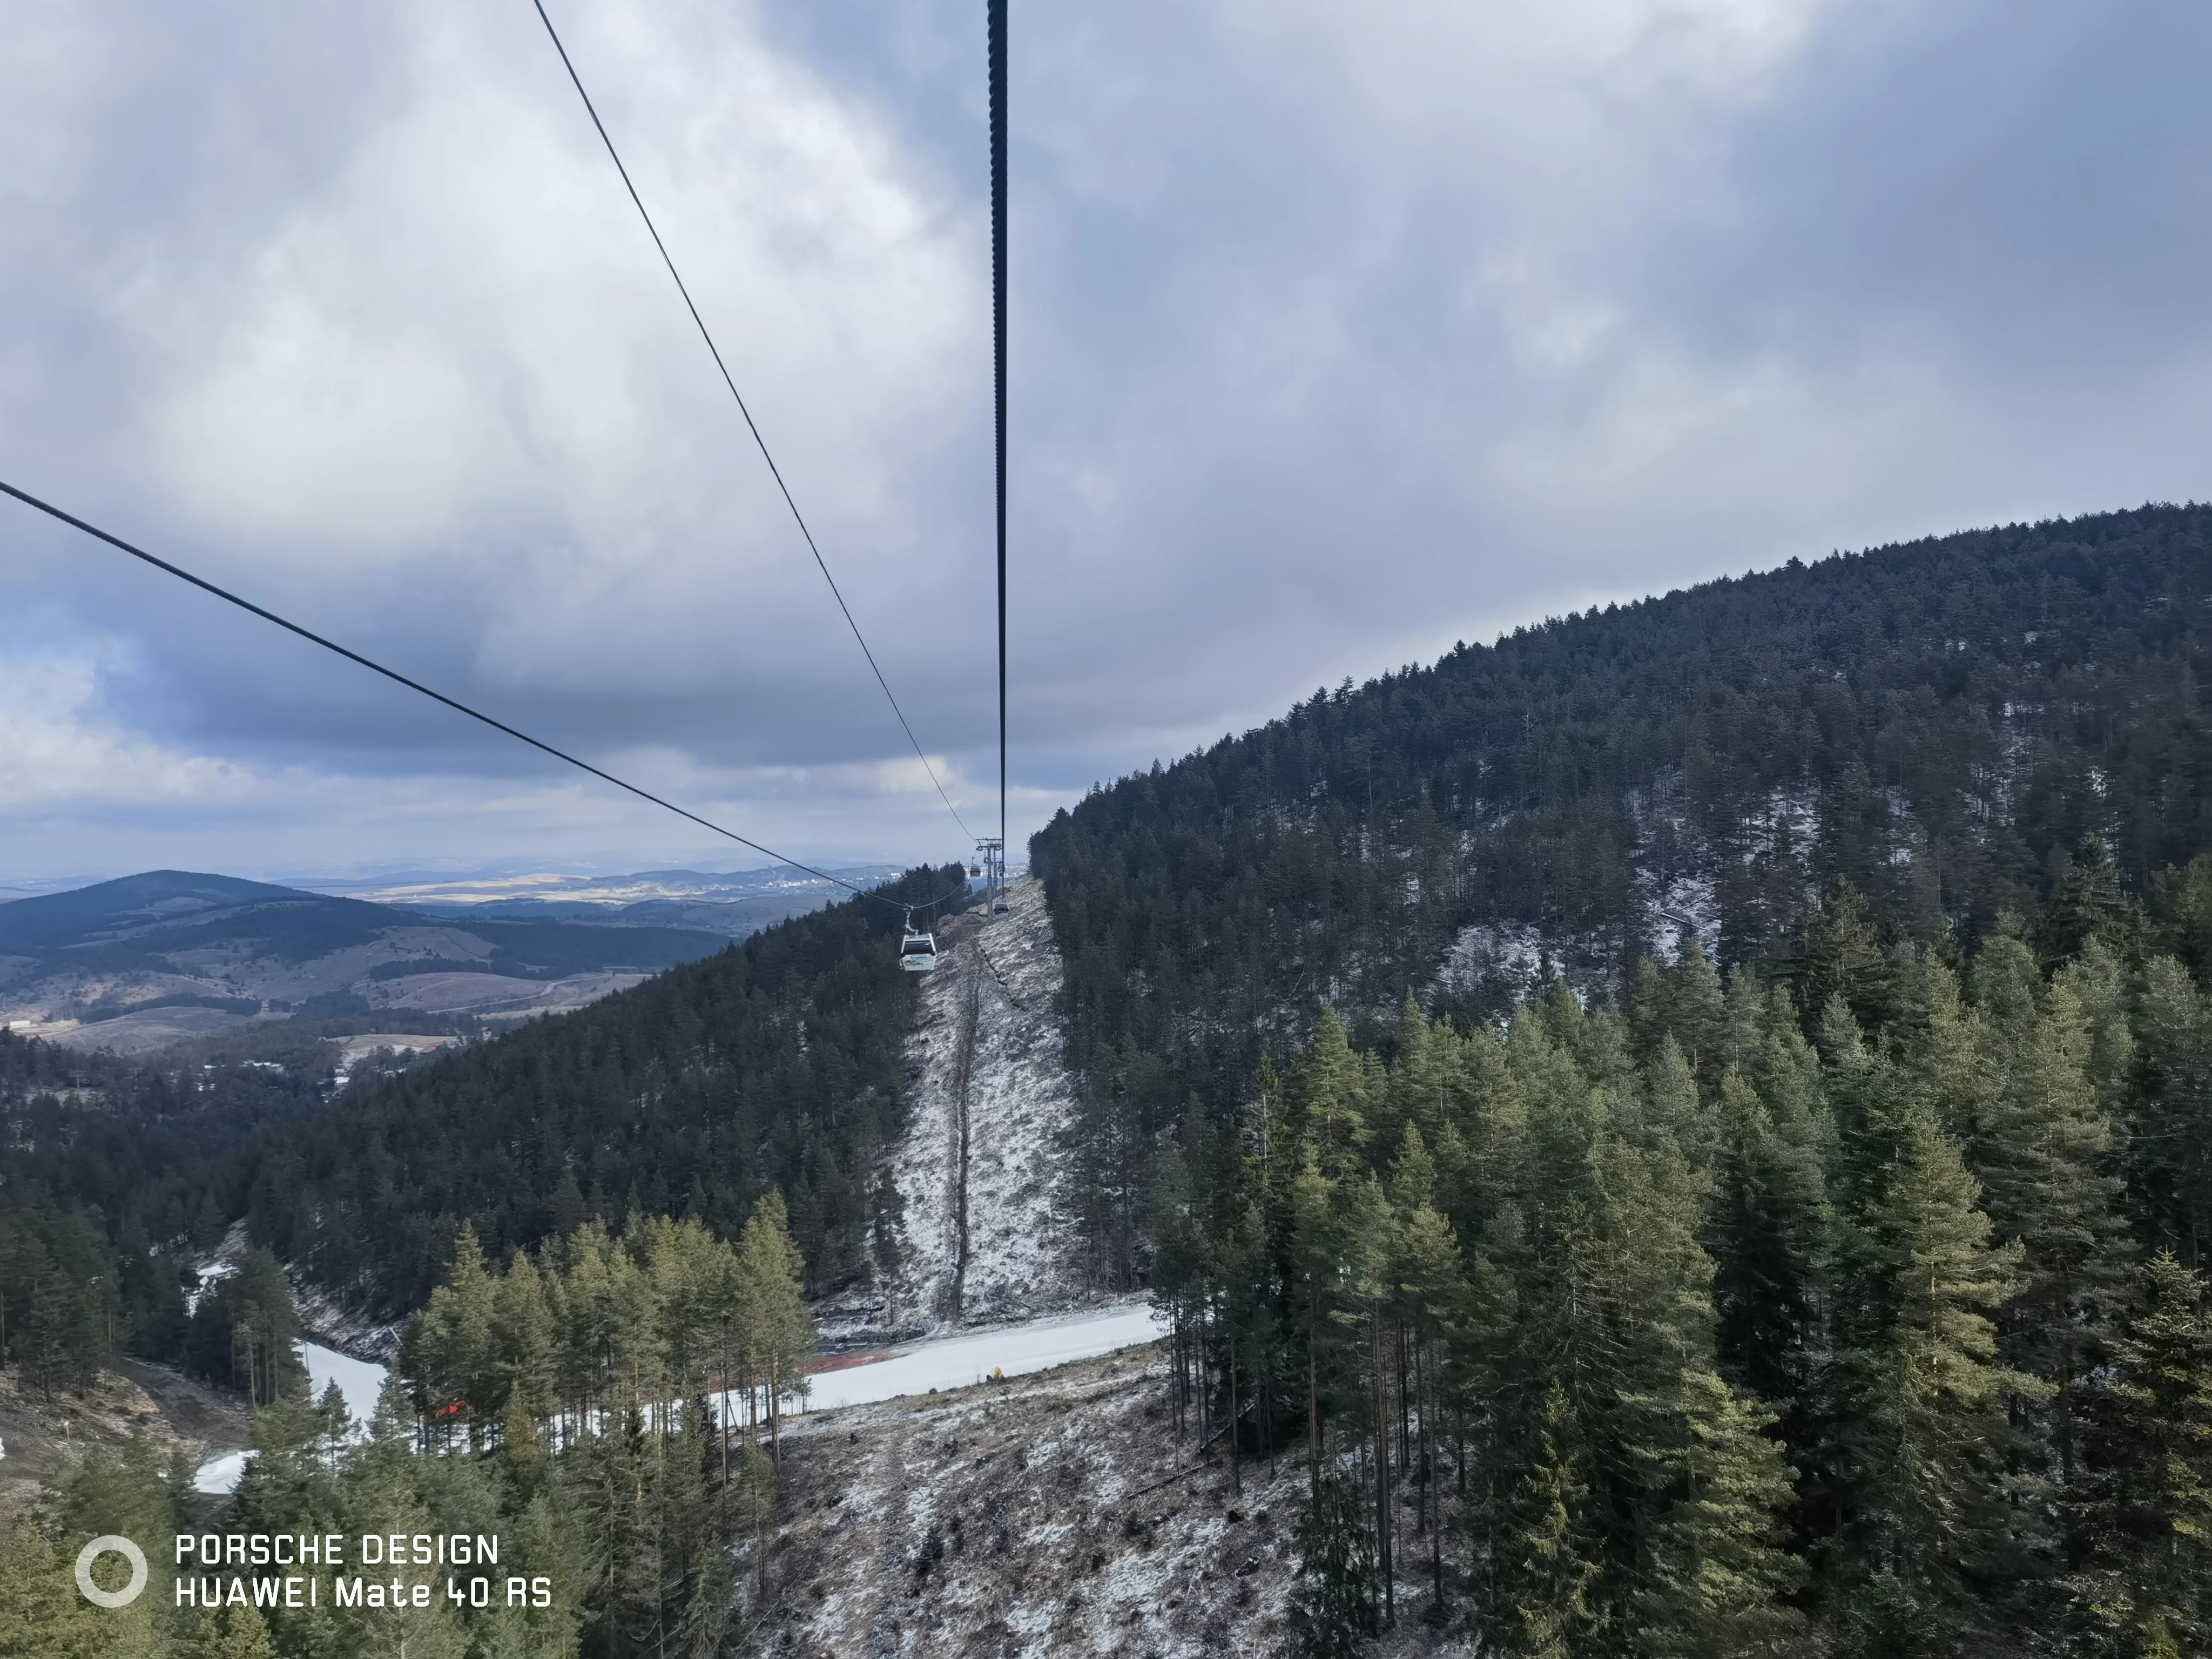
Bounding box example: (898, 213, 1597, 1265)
(75, 1535, 149, 1608)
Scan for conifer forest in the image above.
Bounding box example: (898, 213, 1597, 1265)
(4, 507, 2212, 1655)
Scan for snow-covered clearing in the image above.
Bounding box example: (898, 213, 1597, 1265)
(752, 1343, 1473, 1659)
(193, 1340, 385, 1493)
(1438, 920, 1612, 1006)
(192, 1310, 1168, 1493)
(1641, 872, 1720, 964)
(796, 1304, 1162, 1415)
(870, 877, 1092, 1337)
(756, 1344, 1308, 1658)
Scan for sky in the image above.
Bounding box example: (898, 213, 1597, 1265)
(2, 0, 2208, 886)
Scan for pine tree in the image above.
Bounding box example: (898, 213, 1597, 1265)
(734, 1191, 815, 1460)
(1293, 1004, 1372, 1178)
(729, 1442, 780, 1606)
(476, 1492, 582, 1659)
(1284, 1145, 1344, 1507)
(1503, 1380, 1601, 1659)
(518, 1489, 586, 1659)
(500, 1386, 551, 1505)
(1635, 1368, 1806, 1658)
(184, 1603, 276, 1659)
(1390, 1189, 1479, 1617)
(2044, 833, 2141, 966)
(1708, 1070, 1826, 1423)
(1964, 933, 2131, 1488)
(35, 1437, 179, 1658)
(1637, 1036, 1714, 1171)
(2071, 1252, 2212, 1656)
(1833, 1094, 2035, 1650)
(566, 1402, 661, 1658)
(1288, 1468, 1379, 1657)
(1382, 990, 1450, 1149)
(1884, 948, 1981, 1140)
(404, 1222, 502, 1449)
(232, 1388, 338, 1545)
(1629, 955, 1673, 1065)
(2150, 850, 2212, 977)
(55, 1434, 185, 1570)
(641, 1215, 721, 1398)
(1799, 876, 1894, 1042)
(492, 1247, 557, 1428)
(678, 1533, 736, 1659)
(336, 1376, 472, 1659)
(2056, 939, 2136, 1125)
(191, 1246, 302, 1407)
(2132, 956, 2212, 1264)
(548, 1220, 633, 1420)
(1622, 943, 1729, 1073)
(0, 1521, 113, 1658)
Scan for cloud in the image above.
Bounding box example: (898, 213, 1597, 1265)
(0, 650, 253, 810)
(2, 0, 2209, 880)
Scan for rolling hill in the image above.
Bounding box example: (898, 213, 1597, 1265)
(1034, 501, 2212, 1276)
(0, 869, 732, 1053)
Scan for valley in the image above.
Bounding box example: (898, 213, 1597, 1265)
(0, 869, 739, 1056)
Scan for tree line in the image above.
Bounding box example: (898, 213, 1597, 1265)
(398, 1199, 816, 1474)
(0, 1211, 303, 1408)
(1149, 879, 2211, 1656)
(0, 1192, 814, 1659)
(234, 864, 965, 1314)
(1034, 504, 2212, 1290)
(0, 865, 963, 1358)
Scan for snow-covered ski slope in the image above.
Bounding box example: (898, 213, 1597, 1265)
(876, 876, 1091, 1333)
(192, 1340, 387, 1493)
(801, 1303, 1161, 1413)
(198, 879, 1120, 1494)
(194, 1311, 1168, 1493)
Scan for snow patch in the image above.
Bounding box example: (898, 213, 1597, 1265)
(1641, 873, 1719, 965)
(866, 878, 1096, 1338)
(800, 1305, 1164, 1413)
(1439, 921, 1546, 999)
(1437, 921, 1610, 1006)
(192, 1339, 389, 1492)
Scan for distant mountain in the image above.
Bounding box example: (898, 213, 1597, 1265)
(0, 869, 313, 952)
(0, 869, 730, 1054)
(295, 863, 909, 937)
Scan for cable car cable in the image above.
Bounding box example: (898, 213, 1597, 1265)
(989, 0, 1009, 896)
(0, 477, 969, 914)
(525, 0, 974, 844)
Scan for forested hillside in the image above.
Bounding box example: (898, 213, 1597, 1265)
(1030, 504, 2212, 1654)
(1034, 504, 2212, 1281)
(234, 865, 967, 1317)
(1, 1030, 328, 1391)
(1141, 912, 2211, 1655)
(1, 865, 963, 1387)
(1, 1199, 818, 1658)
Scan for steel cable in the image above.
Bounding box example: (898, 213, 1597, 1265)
(527, 0, 975, 843)
(0, 477, 970, 915)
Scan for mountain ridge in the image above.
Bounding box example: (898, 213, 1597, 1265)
(1034, 500, 2212, 1278)
(0, 868, 732, 1053)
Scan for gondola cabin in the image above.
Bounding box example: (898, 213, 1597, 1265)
(899, 927, 939, 972)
